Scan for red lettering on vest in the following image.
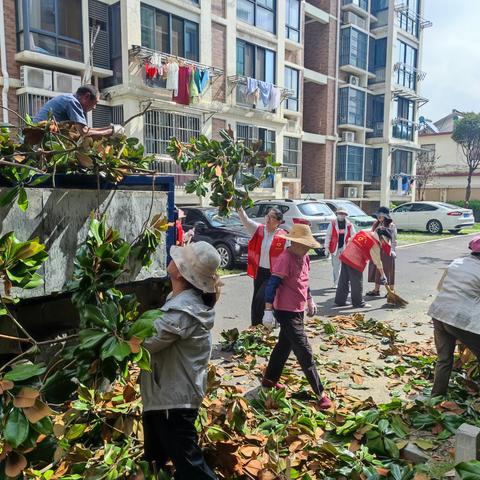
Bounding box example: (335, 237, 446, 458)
(247, 225, 287, 279)
(339, 230, 379, 272)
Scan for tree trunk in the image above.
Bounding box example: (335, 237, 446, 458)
(466, 168, 474, 202)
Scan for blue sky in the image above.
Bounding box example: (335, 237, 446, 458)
(421, 0, 480, 122)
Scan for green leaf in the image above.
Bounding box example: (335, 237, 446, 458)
(0, 186, 20, 207)
(79, 329, 109, 349)
(413, 439, 435, 450)
(82, 304, 108, 328)
(456, 461, 480, 480)
(65, 423, 87, 441)
(110, 341, 132, 361)
(4, 408, 30, 448)
(17, 187, 28, 211)
(4, 362, 46, 381)
(127, 309, 160, 339)
(28, 174, 51, 187)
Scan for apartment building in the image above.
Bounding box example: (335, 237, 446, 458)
(0, 0, 306, 204)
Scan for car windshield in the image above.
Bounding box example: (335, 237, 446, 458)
(205, 211, 243, 227)
(437, 202, 464, 210)
(334, 202, 366, 217)
(298, 202, 333, 216)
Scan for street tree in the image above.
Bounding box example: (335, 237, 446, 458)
(415, 147, 438, 201)
(452, 112, 480, 202)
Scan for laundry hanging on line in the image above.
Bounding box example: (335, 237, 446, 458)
(240, 77, 282, 111)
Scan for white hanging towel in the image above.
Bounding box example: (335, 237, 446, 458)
(268, 86, 281, 110)
(166, 62, 179, 96)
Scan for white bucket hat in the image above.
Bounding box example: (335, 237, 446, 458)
(170, 241, 221, 293)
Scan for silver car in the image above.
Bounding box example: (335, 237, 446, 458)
(244, 199, 336, 254)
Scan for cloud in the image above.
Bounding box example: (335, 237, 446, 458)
(421, 0, 480, 121)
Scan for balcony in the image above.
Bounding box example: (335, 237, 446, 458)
(366, 121, 384, 139)
(341, 0, 369, 17)
(392, 118, 418, 142)
(395, 2, 433, 30)
(369, 66, 386, 84)
(228, 75, 294, 112)
(129, 45, 223, 98)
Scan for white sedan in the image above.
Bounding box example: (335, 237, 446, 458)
(391, 201, 475, 234)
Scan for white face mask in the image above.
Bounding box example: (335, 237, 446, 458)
(337, 214, 346, 221)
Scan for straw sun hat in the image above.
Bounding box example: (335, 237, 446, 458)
(280, 224, 321, 249)
(170, 241, 221, 293)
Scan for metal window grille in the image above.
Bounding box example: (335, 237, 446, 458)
(18, 92, 54, 122)
(145, 110, 201, 156)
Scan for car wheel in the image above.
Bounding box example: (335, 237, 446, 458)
(427, 219, 443, 234)
(215, 244, 233, 269)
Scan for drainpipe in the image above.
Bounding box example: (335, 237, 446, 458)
(0, 0, 9, 123)
(331, 0, 341, 198)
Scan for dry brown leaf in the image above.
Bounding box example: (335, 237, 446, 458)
(13, 387, 40, 408)
(24, 399, 53, 423)
(128, 337, 142, 354)
(288, 439, 303, 453)
(376, 466, 390, 477)
(238, 445, 260, 458)
(76, 152, 94, 168)
(5, 452, 27, 477)
(349, 439, 361, 452)
(0, 379, 14, 394)
(13, 154, 26, 163)
(215, 165, 222, 177)
(351, 374, 364, 385)
(244, 459, 263, 477)
(123, 384, 137, 403)
(258, 469, 276, 480)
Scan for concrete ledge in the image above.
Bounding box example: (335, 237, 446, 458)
(305, 2, 330, 24)
(302, 131, 326, 145)
(304, 68, 328, 86)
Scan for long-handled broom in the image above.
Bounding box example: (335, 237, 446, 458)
(385, 285, 408, 308)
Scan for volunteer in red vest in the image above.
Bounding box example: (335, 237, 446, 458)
(334, 228, 392, 309)
(237, 207, 287, 326)
(175, 208, 186, 246)
(324, 208, 356, 287)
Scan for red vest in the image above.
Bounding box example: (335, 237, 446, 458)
(339, 230, 379, 272)
(247, 225, 287, 279)
(175, 220, 184, 246)
(329, 220, 353, 254)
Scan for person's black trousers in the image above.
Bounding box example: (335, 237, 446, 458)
(264, 310, 324, 397)
(335, 263, 365, 307)
(251, 267, 271, 326)
(143, 409, 217, 480)
(432, 319, 480, 397)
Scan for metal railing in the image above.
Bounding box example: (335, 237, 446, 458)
(150, 158, 196, 188)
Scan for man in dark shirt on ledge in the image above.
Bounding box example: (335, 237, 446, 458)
(34, 84, 124, 139)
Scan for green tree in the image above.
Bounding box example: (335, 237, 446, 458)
(452, 112, 480, 202)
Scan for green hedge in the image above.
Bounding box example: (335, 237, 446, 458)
(450, 200, 480, 222)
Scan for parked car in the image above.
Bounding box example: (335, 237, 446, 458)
(182, 207, 250, 269)
(323, 199, 376, 230)
(391, 201, 475, 234)
(244, 199, 336, 255)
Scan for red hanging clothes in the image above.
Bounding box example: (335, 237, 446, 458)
(173, 66, 191, 105)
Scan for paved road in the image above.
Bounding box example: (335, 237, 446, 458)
(213, 234, 475, 343)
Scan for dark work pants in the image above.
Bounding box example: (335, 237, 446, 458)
(143, 409, 217, 480)
(264, 310, 324, 397)
(251, 267, 271, 326)
(432, 319, 480, 397)
(335, 263, 365, 307)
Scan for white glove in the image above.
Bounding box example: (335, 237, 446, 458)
(390, 251, 397, 259)
(307, 299, 318, 317)
(111, 124, 125, 137)
(380, 274, 388, 285)
(262, 310, 277, 329)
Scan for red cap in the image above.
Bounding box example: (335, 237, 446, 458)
(468, 235, 480, 253)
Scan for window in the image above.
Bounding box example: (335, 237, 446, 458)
(371, 0, 388, 27)
(237, 0, 276, 34)
(237, 123, 276, 188)
(338, 87, 366, 127)
(16, 0, 83, 61)
(410, 203, 437, 212)
(284, 67, 299, 111)
(140, 4, 199, 61)
(393, 97, 415, 140)
(343, 0, 368, 11)
(340, 27, 368, 70)
(398, 0, 420, 37)
(298, 202, 332, 216)
(144, 110, 201, 155)
(396, 40, 417, 90)
(392, 150, 413, 174)
(369, 37, 387, 81)
(364, 148, 382, 184)
(283, 136, 300, 178)
(236, 40, 275, 82)
(394, 203, 414, 213)
(366, 94, 384, 136)
(336, 145, 364, 181)
(286, 0, 300, 42)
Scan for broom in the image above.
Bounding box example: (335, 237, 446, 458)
(385, 285, 408, 308)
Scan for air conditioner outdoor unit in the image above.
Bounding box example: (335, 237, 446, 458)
(344, 187, 358, 198)
(349, 75, 360, 86)
(20, 66, 53, 90)
(53, 72, 82, 93)
(343, 12, 367, 29)
(342, 131, 355, 143)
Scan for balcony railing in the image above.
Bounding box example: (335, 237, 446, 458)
(392, 118, 418, 141)
(370, 66, 386, 83)
(150, 158, 196, 189)
(394, 2, 433, 29)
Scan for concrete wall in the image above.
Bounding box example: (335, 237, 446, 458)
(0, 187, 169, 299)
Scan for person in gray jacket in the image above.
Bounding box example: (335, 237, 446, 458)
(428, 234, 480, 397)
(140, 241, 221, 479)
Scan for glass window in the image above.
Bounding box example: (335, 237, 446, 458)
(394, 203, 414, 213)
(410, 203, 437, 212)
(286, 0, 300, 42)
(283, 136, 300, 178)
(140, 5, 199, 61)
(338, 87, 365, 127)
(398, 0, 420, 37)
(366, 94, 384, 135)
(17, 0, 83, 61)
(298, 202, 332, 216)
(236, 0, 276, 34)
(284, 67, 299, 111)
(393, 97, 415, 140)
(392, 150, 413, 174)
(336, 146, 364, 181)
(340, 27, 368, 70)
(236, 39, 275, 82)
(396, 40, 417, 90)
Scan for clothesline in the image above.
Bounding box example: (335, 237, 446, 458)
(228, 75, 294, 100)
(129, 45, 224, 77)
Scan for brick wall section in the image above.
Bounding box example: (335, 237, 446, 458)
(211, 0, 225, 18)
(301, 142, 334, 196)
(309, 0, 338, 14)
(211, 118, 226, 140)
(304, 20, 337, 77)
(211, 22, 226, 103)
